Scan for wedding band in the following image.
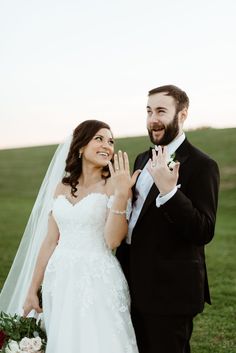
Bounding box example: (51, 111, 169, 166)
(151, 163, 156, 168)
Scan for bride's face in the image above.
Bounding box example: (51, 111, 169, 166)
(81, 128, 114, 167)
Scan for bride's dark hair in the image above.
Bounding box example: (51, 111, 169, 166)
(62, 120, 113, 197)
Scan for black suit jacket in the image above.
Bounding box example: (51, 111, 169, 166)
(116, 139, 220, 316)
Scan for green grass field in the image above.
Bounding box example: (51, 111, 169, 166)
(0, 128, 236, 352)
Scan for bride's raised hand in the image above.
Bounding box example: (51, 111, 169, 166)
(23, 292, 42, 317)
(108, 151, 141, 194)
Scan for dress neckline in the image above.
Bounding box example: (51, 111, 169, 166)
(54, 192, 111, 207)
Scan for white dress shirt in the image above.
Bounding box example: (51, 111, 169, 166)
(126, 133, 185, 244)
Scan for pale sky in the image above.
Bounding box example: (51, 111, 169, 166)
(0, 0, 235, 149)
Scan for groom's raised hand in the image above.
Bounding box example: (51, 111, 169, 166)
(147, 146, 180, 196)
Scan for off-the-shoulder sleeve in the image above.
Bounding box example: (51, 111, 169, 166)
(48, 198, 56, 216)
(107, 195, 132, 220)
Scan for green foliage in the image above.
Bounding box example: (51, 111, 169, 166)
(0, 128, 236, 352)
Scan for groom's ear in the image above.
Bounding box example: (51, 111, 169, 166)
(178, 107, 188, 124)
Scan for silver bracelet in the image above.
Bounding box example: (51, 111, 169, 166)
(110, 209, 126, 215)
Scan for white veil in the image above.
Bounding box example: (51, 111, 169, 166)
(0, 136, 72, 315)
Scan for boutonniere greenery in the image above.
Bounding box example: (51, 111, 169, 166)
(167, 153, 177, 171)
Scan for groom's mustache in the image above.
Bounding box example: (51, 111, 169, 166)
(150, 123, 165, 131)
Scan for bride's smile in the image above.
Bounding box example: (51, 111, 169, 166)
(81, 128, 114, 167)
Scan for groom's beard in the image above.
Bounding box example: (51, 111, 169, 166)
(148, 114, 179, 146)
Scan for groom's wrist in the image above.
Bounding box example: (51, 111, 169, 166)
(156, 185, 180, 208)
(159, 185, 175, 196)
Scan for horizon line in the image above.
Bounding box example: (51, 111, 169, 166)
(0, 126, 235, 151)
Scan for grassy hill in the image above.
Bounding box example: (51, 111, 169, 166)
(0, 128, 235, 352)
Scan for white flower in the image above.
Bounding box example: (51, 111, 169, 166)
(167, 153, 177, 170)
(31, 337, 42, 351)
(19, 337, 42, 353)
(19, 337, 32, 351)
(168, 160, 176, 170)
(5, 340, 21, 353)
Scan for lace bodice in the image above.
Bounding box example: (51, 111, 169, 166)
(52, 193, 131, 255)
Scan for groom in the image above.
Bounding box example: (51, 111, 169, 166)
(116, 85, 220, 353)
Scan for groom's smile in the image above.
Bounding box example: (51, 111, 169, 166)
(150, 126, 165, 141)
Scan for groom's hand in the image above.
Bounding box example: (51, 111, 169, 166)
(147, 146, 180, 196)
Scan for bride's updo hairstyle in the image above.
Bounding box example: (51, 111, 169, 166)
(62, 120, 113, 197)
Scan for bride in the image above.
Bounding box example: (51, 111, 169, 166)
(0, 120, 140, 353)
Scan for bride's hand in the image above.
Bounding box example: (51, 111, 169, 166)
(108, 151, 141, 195)
(23, 292, 43, 317)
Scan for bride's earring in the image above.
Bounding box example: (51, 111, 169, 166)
(79, 151, 82, 159)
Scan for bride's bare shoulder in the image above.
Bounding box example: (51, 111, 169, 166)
(54, 182, 70, 198)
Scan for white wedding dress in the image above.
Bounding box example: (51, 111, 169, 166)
(42, 192, 138, 353)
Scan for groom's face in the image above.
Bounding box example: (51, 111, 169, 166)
(146, 92, 180, 146)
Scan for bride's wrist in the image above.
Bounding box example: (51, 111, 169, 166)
(114, 190, 129, 200)
(28, 285, 40, 296)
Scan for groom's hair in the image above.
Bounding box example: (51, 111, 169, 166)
(148, 85, 189, 113)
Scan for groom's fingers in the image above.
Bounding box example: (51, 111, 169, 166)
(173, 162, 180, 177)
(147, 159, 154, 175)
(152, 148, 157, 163)
(156, 146, 165, 164)
(162, 146, 168, 160)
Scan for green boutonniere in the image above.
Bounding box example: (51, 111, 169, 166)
(167, 153, 177, 170)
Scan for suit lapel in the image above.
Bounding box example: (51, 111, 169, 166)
(134, 139, 191, 226)
(174, 138, 190, 166)
(132, 150, 151, 196)
(135, 150, 150, 170)
(137, 183, 159, 222)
